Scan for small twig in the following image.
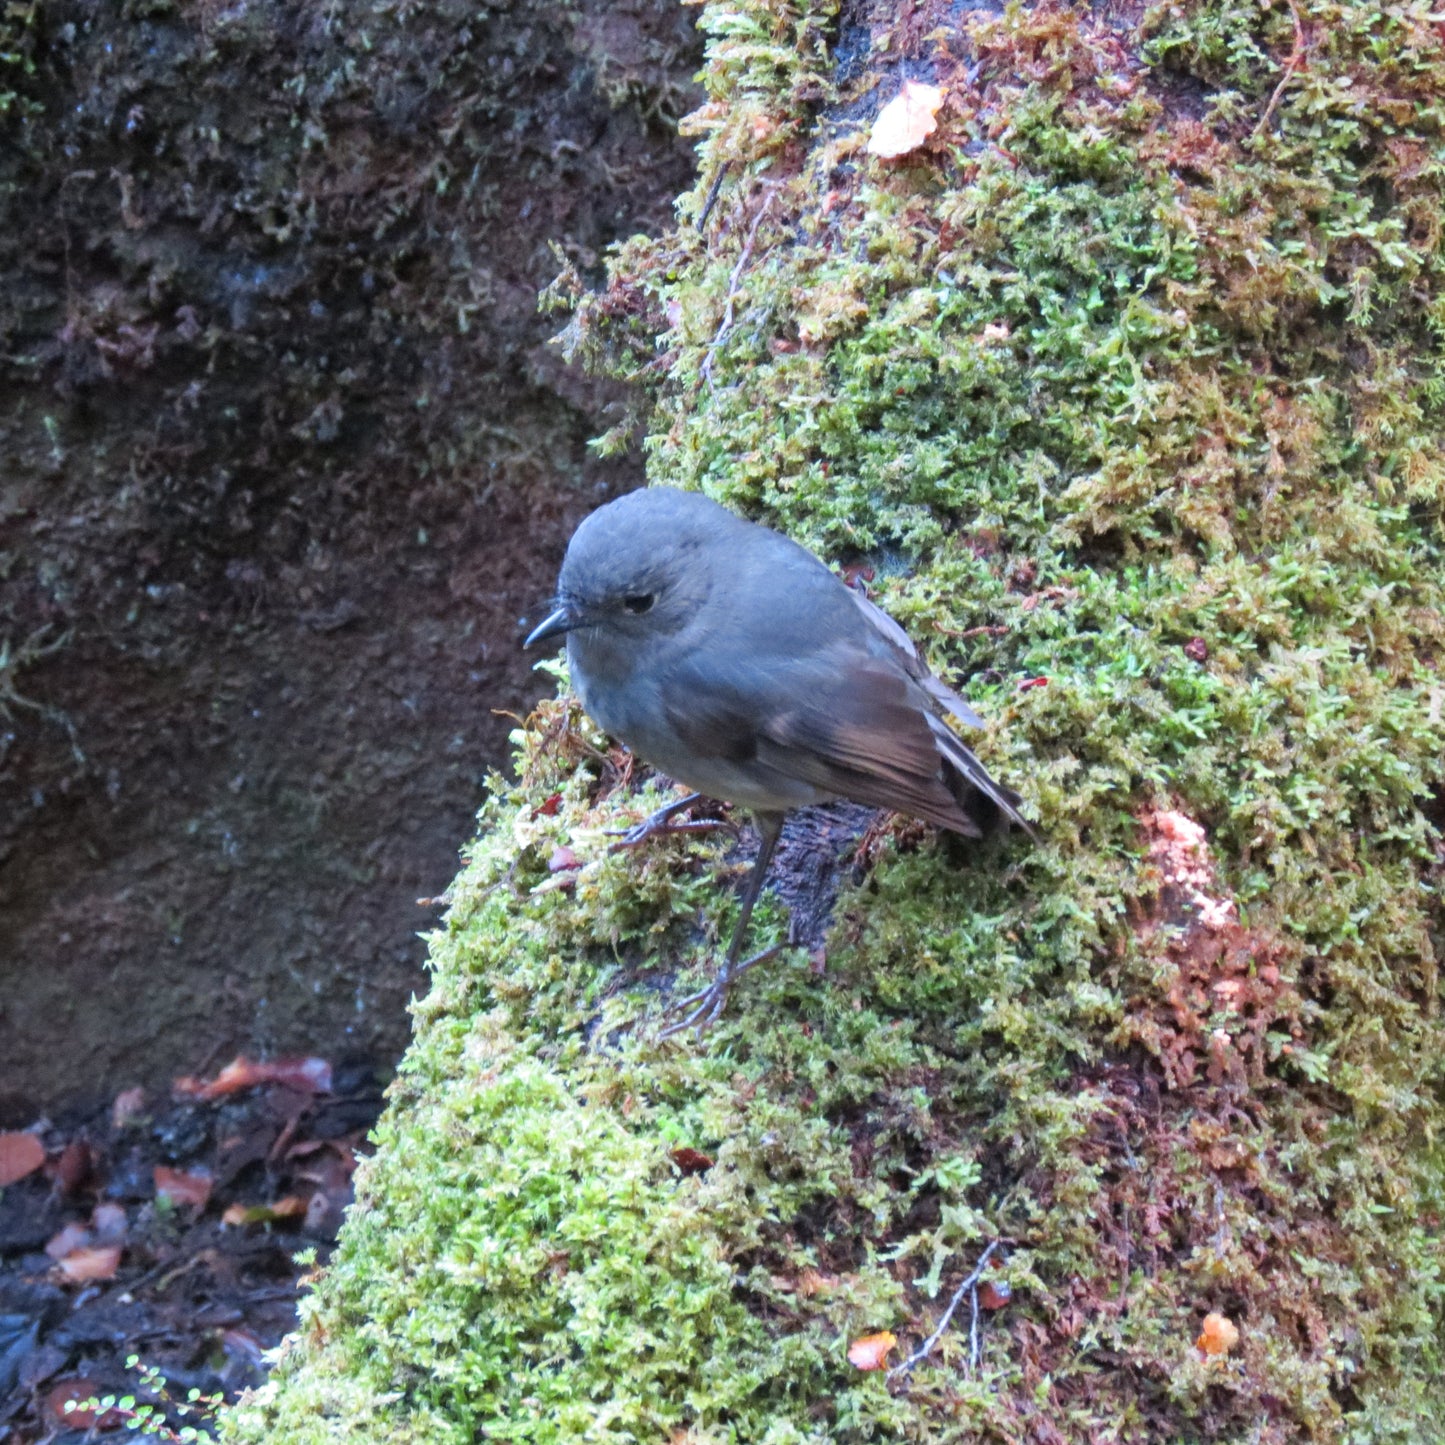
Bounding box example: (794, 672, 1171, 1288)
(931, 623, 1010, 640)
(888, 1240, 1002, 1380)
(699, 188, 777, 386)
(697, 162, 728, 230)
(1254, 0, 1306, 137)
(968, 1271, 984, 1367)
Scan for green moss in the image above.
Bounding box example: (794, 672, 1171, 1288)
(228, 0, 1445, 1440)
(0, 1, 40, 119)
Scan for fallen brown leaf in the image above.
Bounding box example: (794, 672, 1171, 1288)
(174, 1054, 332, 1099)
(0, 1130, 44, 1187)
(54, 1243, 122, 1283)
(48, 1377, 125, 1429)
(222, 1195, 309, 1227)
(54, 1139, 94, 1195)
(154, 1165, 213, 1210)
(668, 1146, 715, 1176)
(978, 1280, 1012, 1310)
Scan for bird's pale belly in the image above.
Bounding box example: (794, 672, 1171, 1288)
(574, 665, 831, 813)
(627, 733, 832, 814)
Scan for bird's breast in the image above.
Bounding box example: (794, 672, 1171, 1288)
(566, 630, 831, 812)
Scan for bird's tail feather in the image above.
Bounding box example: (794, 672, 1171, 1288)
(927, 715, 1038, 841)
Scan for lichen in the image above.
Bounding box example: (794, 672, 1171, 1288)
(226, 0, 1445, 1440)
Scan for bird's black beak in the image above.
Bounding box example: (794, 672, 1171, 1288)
(524, 603, 578, 649)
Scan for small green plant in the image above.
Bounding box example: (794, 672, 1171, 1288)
(0, 0, 41, 119)
(65, 1355, 222, 1442)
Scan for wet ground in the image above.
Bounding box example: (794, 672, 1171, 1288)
(0, 473, 608, 1120)
(0, 1053, 383, 1442)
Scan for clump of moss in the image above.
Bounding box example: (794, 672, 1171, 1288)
(0, 1, 41, 118)
(227, 0, 1445, 1440)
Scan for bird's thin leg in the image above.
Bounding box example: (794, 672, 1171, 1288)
(608, 791, 735, 851)
(659, 812, 786, 1040)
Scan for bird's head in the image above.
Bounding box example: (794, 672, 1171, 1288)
(524, 487, 731, 651)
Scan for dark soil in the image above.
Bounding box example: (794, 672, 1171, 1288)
(0, 0, 701, 1116)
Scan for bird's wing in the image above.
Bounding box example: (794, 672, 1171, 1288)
(662, 647, 984, 836)
(848, 588, 985, 730)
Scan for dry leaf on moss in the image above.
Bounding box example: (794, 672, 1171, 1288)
(867, 81, 944, 159)
(668, 1146, 714, 1176)
(847, 1331, 897, 1370)
(978, 1280, 1012, 1310)
(1197, 1311, 1240, 1357)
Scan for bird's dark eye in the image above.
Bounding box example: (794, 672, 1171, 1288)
(623, 593, 655, 614)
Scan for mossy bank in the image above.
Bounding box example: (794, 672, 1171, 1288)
(227, 0, 1445, 1439)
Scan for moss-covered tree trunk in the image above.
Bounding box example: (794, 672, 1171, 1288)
(226, 0, 1445, 1440)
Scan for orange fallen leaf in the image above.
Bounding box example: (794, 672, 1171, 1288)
(847, 1330, 897, 1370)
(155, 1165, 213, 1209)
(0, 1130, 45, 1187)
(222, 1195, 309, 1227)
(174, 1055, 332, 1099)
(1197, 1311, 1240, 1357)
(867, 81, 944, 159)
(54, 1243, 122, 1282)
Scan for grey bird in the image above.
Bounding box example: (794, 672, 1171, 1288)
(525, 486, 1034, 1034)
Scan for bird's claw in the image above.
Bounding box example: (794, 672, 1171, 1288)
(607, 796, 735, 852)
(655, 944, 785, 1041)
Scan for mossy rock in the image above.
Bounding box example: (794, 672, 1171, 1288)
(225, 0, 1445, 1440)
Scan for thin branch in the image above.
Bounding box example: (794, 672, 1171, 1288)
(697, 162, 728, 231)
(1254, 0, 1306, 138)
(888, 1240, 1002, 1380)
(699, 188, 777, 387)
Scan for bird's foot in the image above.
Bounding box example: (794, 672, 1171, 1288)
(607, 793, 735, 852)
(655, 944, 785, 1041)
